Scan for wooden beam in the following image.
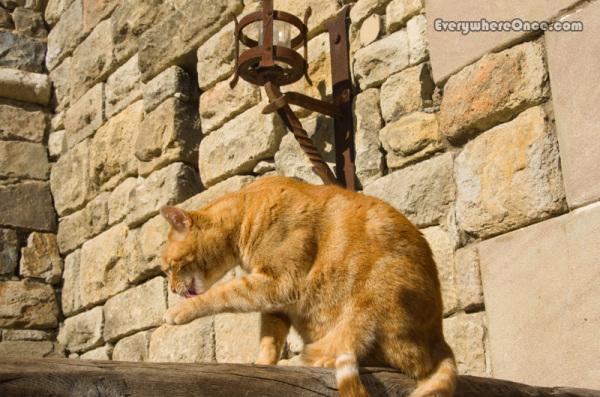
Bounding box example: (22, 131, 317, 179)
(0, 358, 598, 397)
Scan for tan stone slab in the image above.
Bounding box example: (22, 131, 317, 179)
(443, 312, 488, 376)
(479, 202, 600, 389)
(426, 0, 580, 83)
(546, 1, 600, 209)
(0, 140, 49, 181)
(0, 341, 65, 358)
(0, 280, 59, 329)
(148, 317, 215, 363)
(422, 226, 458, 315)
(215, 312, 260, 363)
(57, 306, 103, 353)
(0, 68, 50, 105)
(19, 232, 62, 284)
(0, 99, 47, 143)
(0, 182, 56, 232)
(353, 89, 383, 187)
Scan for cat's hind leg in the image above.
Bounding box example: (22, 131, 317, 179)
(255, 312, 291, 365)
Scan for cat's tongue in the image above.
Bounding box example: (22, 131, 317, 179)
(184, 291, 197, 299)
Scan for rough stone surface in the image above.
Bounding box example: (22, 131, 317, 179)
(50, 139, 95, 217)
(143, 65, 191, 113)
(0, 341, 65, 358)
(0, 229, 18, 277)
(181, 175, 255, 211)
(19, 233, 62, 284)
(61, 250, 81, 316)
(136, 97, 200, 176)
(379, 112, 442, 169)
(0, 140, 49, 181)
(386, 0, 422, 32)
(407, 14, 428, 65)
(112, 330, 153, 362)
(196, 22, 235, 91)
(353, 89, 383, 187)
(0, 99, 47, 142)
(274, 116, 335, 185)
(0, 280, 59, 329)
(215, 313, 260, 363)
(546, 1, 600, 209)
(0, 6, 13, 28)
(0, 182, 56, 232)
(48, 130, 67, 159)
(422, 226, 458, 315)
(253, 161, 275, 174)
(57, 193, 109, 254)
(49, 57, 71, 111)
(80, 344, 112, 360)
(359, 14, 382, 47)
(364, 153, 455, 228)
(57, 306, 103, 353)
(108, 178, 137, 225)
(103, 277, 167, 342)
(454, 245, 484, 311)
(1, 329, 54, 341)
(45, 0, 75, 26)
(0, 31, 45, 72)
(148, 317, 215, 363)
(79, 224, 130, 308)
(46, 0, 83, 70)
(105, 54, 143, 118)
(139, 0, 242, 81)
(354, 30, 409, 89)
(127, 216, 166, 284)
(350, 0, 390, 26)
(82, 0, 118, 33)
(444, 312, 488, 376)
(278, 0, 339, 38)
(380, 63, 433, 123)
(455, 106, 566, 239)
(200, 79, 260, 135)
(200, 106, 286, 187)
(90, 101, 142, 190)
(439, 42, 549, 142)
(12, 7, 47, 38)
(127, 162, 201, 227)
(0, 68, 50, 105)
(64, 83, 104, 148)
(479, 202, 600, 389)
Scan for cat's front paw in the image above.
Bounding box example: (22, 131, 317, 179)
(163, 302, 196, 325)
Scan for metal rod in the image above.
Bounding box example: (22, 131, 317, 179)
(261, 92, 342, 119)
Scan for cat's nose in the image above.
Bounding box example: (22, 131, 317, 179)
(170, 285, 177, 294)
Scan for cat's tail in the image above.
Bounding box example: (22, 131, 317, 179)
(335, 353, 370, 397)
(409, 353, 457, 397)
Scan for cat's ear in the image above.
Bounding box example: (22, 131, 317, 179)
(160, 207, 192, 234)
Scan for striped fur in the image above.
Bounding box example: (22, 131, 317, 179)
(160, 176, 457, 397)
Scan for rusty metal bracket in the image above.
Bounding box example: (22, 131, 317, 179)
(262, 92, 342, 119)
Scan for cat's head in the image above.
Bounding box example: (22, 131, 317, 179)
(160, 206, 235, 298)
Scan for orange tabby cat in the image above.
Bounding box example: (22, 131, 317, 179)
(161, 176, 456, 397)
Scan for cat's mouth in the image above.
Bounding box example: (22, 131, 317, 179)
(183, 279, 205, 299)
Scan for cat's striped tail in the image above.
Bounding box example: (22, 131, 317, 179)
(409, 354, 457, 397)
(335, 353, 370, 397)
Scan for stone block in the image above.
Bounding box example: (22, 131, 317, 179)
(0, 99, 47, 142)
(50, 139, 96, 217)
(80, 345, 112, 360)
(407, 14, 428, 65)
(180, 175, 255, 211)
(0, 140, 49, 181)
(143, 65, 191, 113)
(0, 68, 50, 105)
(79, 224, 130, 308)
(0, 229, 18, 276)
(103, 277, 167, 342)
(0, 31, 45, 72)
(200, 79, 260, 135)
(0, 280, 59, 329)
(127, 163, 201, 227)
(455, 106, 566, 239)
(253, 161, 275, 174)
(380, 63, 433, 123)
(386, 0, 422, 32)
(439, 41, 549, 142)
(196, 22, 236, 91)
(90, 101, 142, 190)
(0, 182, 56, 232)
(19, 233, 62, 284)
(0, 341, 65, 358)
(546, 1, 600, 208)
(349, 0, 390, 26)
(12, 7, 47, 38)
(443, 312, 488, 376)
(148, 317, 215, 363)
(200, 106, 285, 187)
(105, 54, 143, 118)
(379, 112, 442, 169)
(426, 0, 579, 83)
(61, 250, 81, 316)
(139, 0, 242, 82)
(45, 0, 75, 26)
(215, 312, 260, 363)
(49, 57, 71, 111)
(56, 192, 109, 254)
(479, 202, 600, 388)
(364, 152, 455, 228)
(422, 226, 458, 315)
(353, 89, 383, 187)
(0, 6, 12, 28)
(64, 83, 104, 148)
(274, 115, 335, 185)
(57, 306, 103, 353)
(46, 0, 83, 70)
(354, 30, 409, 89)
(1, 329, 54, 341)
(70, 19, 117, 102)
(112, 330, 153, 362)
(454, 245, 483, 311)
(359, 14, 382, 47)
(136, 97, 200, 177)
(127, 215, 167, 283)
(277, 0, 339, 38)
(82, 0, 118, 33)
(108, 178, 137, 225)
(47, 131, 65, 161)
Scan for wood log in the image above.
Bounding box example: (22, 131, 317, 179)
(0, 358, 598, 397)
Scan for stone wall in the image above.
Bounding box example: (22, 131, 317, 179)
(0, 0, 598, 390)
